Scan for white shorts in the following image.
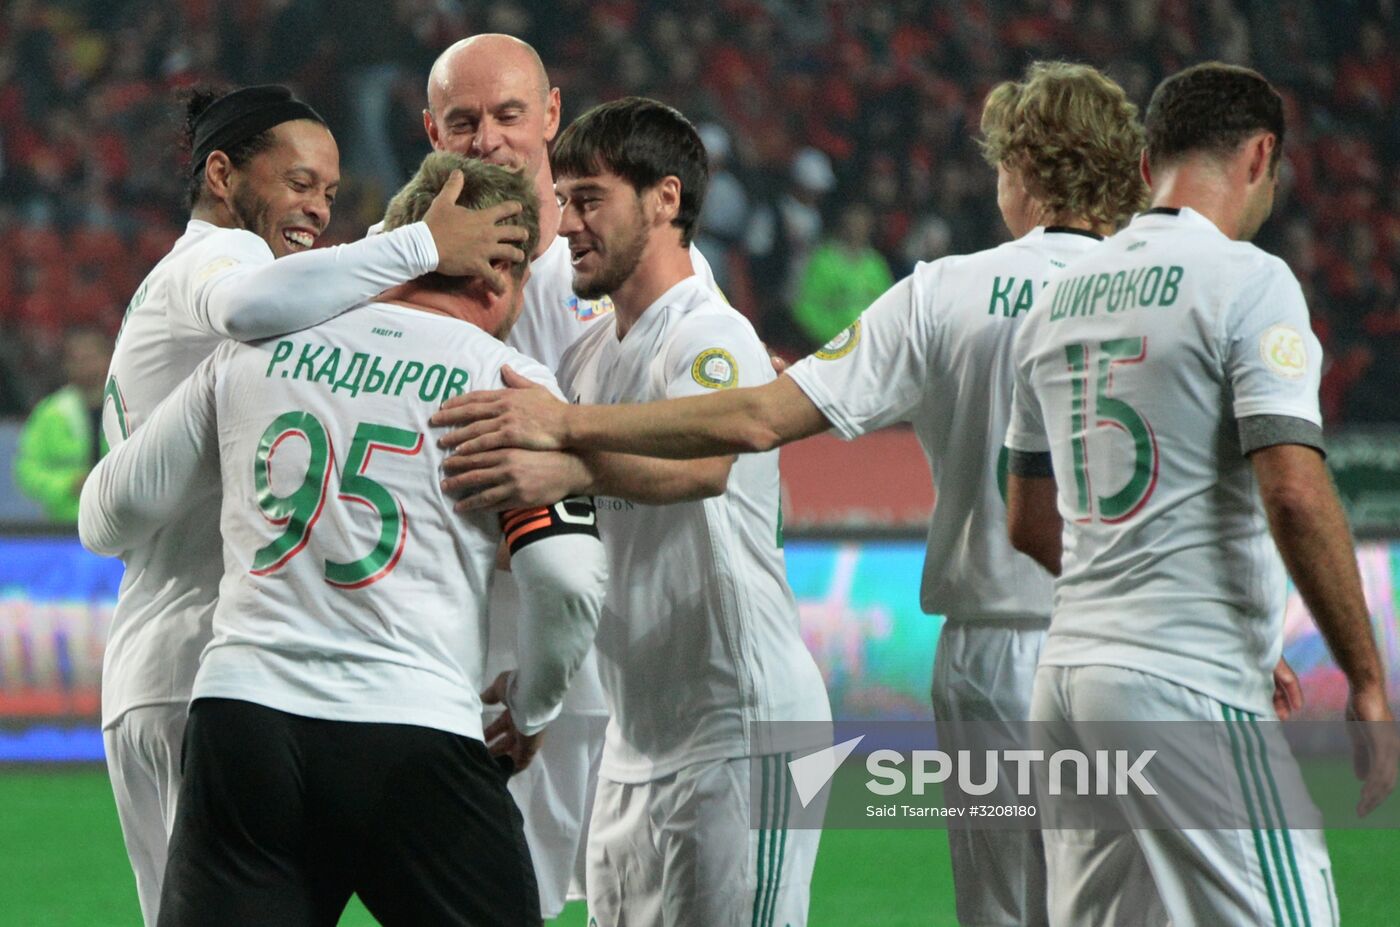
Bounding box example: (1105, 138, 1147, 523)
(931, 619, 1048, 927)
(1032, 664, 1338, 927)
(103, 702, 188, 926)
(586, 754, 821, 927)
(486, 574, 609, 918)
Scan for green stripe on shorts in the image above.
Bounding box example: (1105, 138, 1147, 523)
(752, 756, 771, 927)
(762, 753, 793, 927)
(1224, 704, 1287, 927)
(1247, 713, 1311, 927)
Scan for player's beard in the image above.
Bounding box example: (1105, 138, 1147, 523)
(574, 202, 648, 301)
(229, 182, 278, 254)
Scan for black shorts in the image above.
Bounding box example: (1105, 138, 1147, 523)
(157, 698, 540, 927)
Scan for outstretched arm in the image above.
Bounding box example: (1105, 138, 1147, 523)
(192, 173, 528, 340)
(440, 445, 734, 512)
(79, 355, 220, 556)
(432, 366, 830, 459)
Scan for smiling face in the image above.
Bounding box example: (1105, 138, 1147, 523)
(424, 36, 559, 183)
(224, 119, 340, 257)
(556, 171, 652, 300)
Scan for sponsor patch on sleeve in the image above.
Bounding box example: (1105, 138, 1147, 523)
(691, 348, 739, 390)
(1259, 324, 1307, 379)
(814, 321, 861, 360)
(500, 497, 599, 554)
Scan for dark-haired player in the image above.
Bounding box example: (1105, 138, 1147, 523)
(95, 84, 528, 924)
(441, 96, 831, 925)
(419, 34, 726, 920)
(1006, 62, 1399, 924)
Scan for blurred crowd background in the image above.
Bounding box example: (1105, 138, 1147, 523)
(1, 0, 1398, 432)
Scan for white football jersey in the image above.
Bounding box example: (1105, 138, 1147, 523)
(507, 236, 719, 369)
(165, 304, 560, 737)
(98, 220, 436, 727)
(557, 276, 831, 783)
(787, 226, 1103, 623)
(1006, 207, 1324, 711)
(487, 238, 720, 716)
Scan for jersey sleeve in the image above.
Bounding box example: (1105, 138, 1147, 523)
(490, 349, 566, 401)
(660, 310, 772, 401)
(1004, 321, 1051, 454)
(499, 496, 600, 554)
(78, 346, 224, 556)
(1223, 257, 1323, 427)
(784, 269, 937, 439)
(498, 501, 607, 734)
(179, 223, 439, 341)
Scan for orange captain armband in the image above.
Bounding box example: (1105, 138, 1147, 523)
(499, 496, 600, 554)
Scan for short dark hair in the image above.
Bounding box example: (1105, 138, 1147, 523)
(551, 96, 709, 246)
(1145, 62, 1284, 170)
(181, 86, 279, 210)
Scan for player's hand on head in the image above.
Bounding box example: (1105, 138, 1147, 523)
(481, 671, 544, 773)
(1346, 685, 1400, 817)
(1272, 657, 1304, 721)
(441, 448, 589, 512)
(423, 170, 529, 292)
(431, 365, 571, 454)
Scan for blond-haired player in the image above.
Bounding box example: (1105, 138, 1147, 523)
(435, 62, 1147, 926)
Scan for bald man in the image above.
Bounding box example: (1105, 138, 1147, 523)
(420, 34, 722, 920)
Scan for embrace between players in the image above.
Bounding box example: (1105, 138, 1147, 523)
(79, 28, 1398, 927)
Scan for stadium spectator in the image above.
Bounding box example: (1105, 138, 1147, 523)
(791, 201, 894, 346)
(12, 326, 111, 523)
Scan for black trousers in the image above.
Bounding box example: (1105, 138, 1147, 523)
(157, 698, 541, 926)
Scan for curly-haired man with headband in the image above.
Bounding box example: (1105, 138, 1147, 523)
(82, 151, 607, 926)
(431, 61, 1148, 927)
(84, 83, 529, 926)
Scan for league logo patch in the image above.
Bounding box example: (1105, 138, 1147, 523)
(691, 348, 739, 390)
(1260, 324, 1307, 379)
(814, 320, 861, 360)
(566, 294, 615, 322)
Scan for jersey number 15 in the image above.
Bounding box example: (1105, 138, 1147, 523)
(1065, 337, 1159, 523)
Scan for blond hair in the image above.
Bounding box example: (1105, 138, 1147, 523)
(382, 151, 539, 279)
(980, 61, 1148, 228)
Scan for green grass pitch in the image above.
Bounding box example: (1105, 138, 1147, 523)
(2, 768, 1396, 925)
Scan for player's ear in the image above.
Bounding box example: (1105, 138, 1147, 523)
(1139, 150, 1152, 190)
(652, 176, 682, 228)
(543, 87, 561, 142)
(203, 151, 235, 202)
(1247, 132, 1276, 185)
(423, 109, 440, 149)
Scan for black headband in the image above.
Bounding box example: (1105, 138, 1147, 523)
(190, 84, 324, 177)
